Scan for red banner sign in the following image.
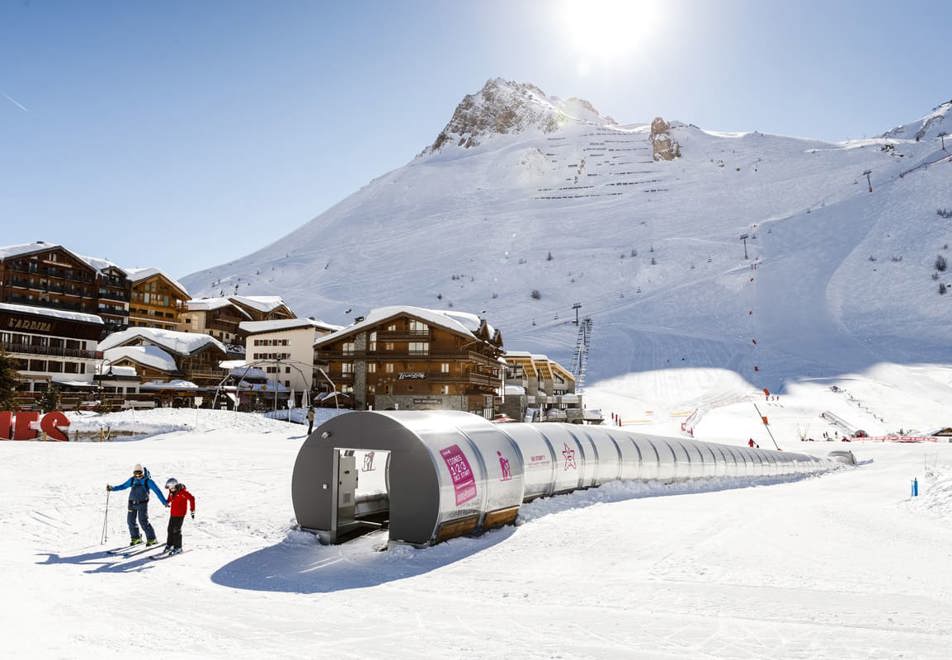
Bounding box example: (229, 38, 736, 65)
(0, 411, 71, 441)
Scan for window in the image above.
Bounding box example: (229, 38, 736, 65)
(384, 342, 394, 351)
(369, 331, 377, 351)
(342, 341, 356, 356)
(386, 323, 397, 332)
(367, 363, 377, 374)
(341, 362, 354, 374)
(285, 367, 291, 374)
(385, 363, 394, 373)
(441, 362, 450, 373)
(441, 385, 450, 395)
(408, 342, 429, 355)
(367, 384, 375, 393)
(409, 320, 428, 334)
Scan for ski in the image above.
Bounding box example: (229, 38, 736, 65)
(107, 544, 143, 555)
(119, 544, 165, 558)
(150, 549, 189, 561)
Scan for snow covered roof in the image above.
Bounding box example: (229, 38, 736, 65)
(0, 302, 104, 325)
(140, 379, 200, 391)
(239, 319, 317, 335)
(186, 298, 254, 319)
(505, 384, 526, 395)
(231, 295, 291, 314)
(125, 267, 190, 298)
(440, 310, 496, 338)
(103, 345, 178, 373)
(505, 351, 534, 358)
(314, 305, 484, 348)
(96, 363, 138, 378)
(77, 254, 126, 275)
(0, 241, 64, 260)
(99, 327, 227, 357)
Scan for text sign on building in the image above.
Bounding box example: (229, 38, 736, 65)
(0, 411, 71, 441)
(439, 443, 477, 506)
(6, 318, 53, 333)
(398, 372, 425, 380)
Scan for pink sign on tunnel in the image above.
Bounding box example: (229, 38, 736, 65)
(440, 444, 477, 506)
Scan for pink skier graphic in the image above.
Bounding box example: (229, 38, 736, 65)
(497, 451, 512, 481)
(562, 442, 577, 471)
(363, 451, 376, 472)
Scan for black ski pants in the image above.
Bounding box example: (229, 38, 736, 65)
(127, 501, 156, 541)
(167, 515, 185, 549)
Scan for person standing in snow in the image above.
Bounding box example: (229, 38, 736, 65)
(107, 464, 167, 547)
(162, 478, 196, 555)
(306, 405, 316, 435)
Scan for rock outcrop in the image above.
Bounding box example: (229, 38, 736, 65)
(426, 78, 612, 154)
(650, 116, 681, 161)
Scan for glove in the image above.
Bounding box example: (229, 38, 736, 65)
(190, 512, 195, 519)
(164, 502, 170, 508)
(106, 485, 112, 492)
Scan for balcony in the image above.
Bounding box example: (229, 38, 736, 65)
(98, 289, 131, 302)
(377, 330, 432, 340)
(5, 295, 90, 313)
(1, 341, 102, 360)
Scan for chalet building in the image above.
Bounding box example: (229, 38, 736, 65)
(0, 242, 101, 316)
(313, 306, 504, 417)
(502, 352, 584, 422)
(230, 296, 295, 322)
(99, 327, 228, 388)
(82, 257, 131, 334)
(126, 268, 190, 332)
(182, 298, 253, 350)
(0, 302, 104, 394)
(240, 318, 333, 406)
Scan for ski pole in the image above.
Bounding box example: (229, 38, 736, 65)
(101, 489, 110, 544)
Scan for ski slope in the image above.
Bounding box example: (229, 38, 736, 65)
(181, 80, 952, 392)
(2, 400, 952, 658)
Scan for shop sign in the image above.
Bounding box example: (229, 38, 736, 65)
(7, 318, 53, 333)
(398, 372, 425, 380)
(0, 411, 71, 441)
(439, 443, 477, 505)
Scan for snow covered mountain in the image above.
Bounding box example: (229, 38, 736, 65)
(182, 80, 952, 390)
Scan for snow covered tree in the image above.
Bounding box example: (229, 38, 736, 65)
(39, 384, 60, 412)
(0, 351, 17, 411)
(530, 289, 541, 300)
(940, 283, 947, 295)
(546, 251, 553, 261)
(936, 255, 947, 272)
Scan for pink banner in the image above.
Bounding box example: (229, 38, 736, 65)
(440, 444, 477, 506)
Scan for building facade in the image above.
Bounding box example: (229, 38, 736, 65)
(502, 352, 583, 422)
(99, 327, 228, 388)
(0, 302, 104, 394)
(126, 268, 190, 331)
(0, 242, 101, 316)
(314, 307, 504, 417)
(240, 319, 317, 405)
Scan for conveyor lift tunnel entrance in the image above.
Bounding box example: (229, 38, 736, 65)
(292, 411, 832, 547)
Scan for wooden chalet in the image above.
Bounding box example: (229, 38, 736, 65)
(229, 295, 296, 322)
(0, 242, 101, 317)
(183, 298, 253, 348)
(99, 327, 228, 387)
(314, 306, 504, 417)
(126, 268, 190, 331)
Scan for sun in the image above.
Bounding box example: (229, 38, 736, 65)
(560, 0, 662, 62)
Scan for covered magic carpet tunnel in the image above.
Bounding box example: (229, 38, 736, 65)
(291, 411, 837, 547)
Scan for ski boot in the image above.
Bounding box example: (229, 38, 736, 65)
(146, 539, 158, 547)
(130, 537, 143, 546)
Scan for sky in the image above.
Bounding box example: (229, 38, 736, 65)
(1, 0, 949, 280)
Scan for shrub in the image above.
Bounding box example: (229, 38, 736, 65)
(936, 255, 947, 272)
(937, 208, 952, 219)
(941, 283, 947, 295)
(546, 251, 553, 261)
(530, 289, 541, 300)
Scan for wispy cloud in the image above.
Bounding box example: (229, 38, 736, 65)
(2, 91, 29, 112)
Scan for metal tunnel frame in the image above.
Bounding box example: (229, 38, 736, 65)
(291, 411, 833, 547)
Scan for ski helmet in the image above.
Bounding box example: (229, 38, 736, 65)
(133, 464, 143, 474)
(165, 478, 178, 489)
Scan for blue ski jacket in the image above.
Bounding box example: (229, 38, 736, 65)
(110, 469, 167, 506)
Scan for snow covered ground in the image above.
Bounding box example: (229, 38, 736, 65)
(3, 397, 952, 658)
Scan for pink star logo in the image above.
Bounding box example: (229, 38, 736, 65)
(562, 442, 577, 471)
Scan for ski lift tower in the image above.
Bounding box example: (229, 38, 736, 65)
(571, 316, 593, 392)
(739, 233, 750, 260)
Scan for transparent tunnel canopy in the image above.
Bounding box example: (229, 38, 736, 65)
(292, 411, 833, 547)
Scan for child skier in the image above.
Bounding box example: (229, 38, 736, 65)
(107, 464, 167, 547)
(162, 478, 196, 556)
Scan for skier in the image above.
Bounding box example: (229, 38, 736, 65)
(162, 478, 195, 556)
(747, 438, 759, 448)
(107, 464, 167, 547)
(306, 405, 316, 435)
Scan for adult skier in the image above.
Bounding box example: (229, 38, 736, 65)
(107, 464, 167, 547)
(306, 405, 316, 435)
(162, 478, 196, 556)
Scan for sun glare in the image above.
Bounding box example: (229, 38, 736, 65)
(560, 0, 661, 63)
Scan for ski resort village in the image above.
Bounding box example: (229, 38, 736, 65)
(4, 3, 952, 658)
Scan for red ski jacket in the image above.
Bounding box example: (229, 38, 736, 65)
(167, 487, 196, 517)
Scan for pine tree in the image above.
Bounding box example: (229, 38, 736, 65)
(0, 351, 18, 411)
(39, 384, 60, 412)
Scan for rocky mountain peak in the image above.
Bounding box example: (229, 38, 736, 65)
(427, 78, 613, 153)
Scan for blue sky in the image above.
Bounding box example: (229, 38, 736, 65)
(1, 0, 949, 278)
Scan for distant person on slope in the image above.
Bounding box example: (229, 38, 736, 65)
(162, 478, 196, 556)
(107, 464, 167, 547)
(306, 405, 316, 435)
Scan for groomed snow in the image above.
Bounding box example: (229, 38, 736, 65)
(3, 386, 952, 658)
